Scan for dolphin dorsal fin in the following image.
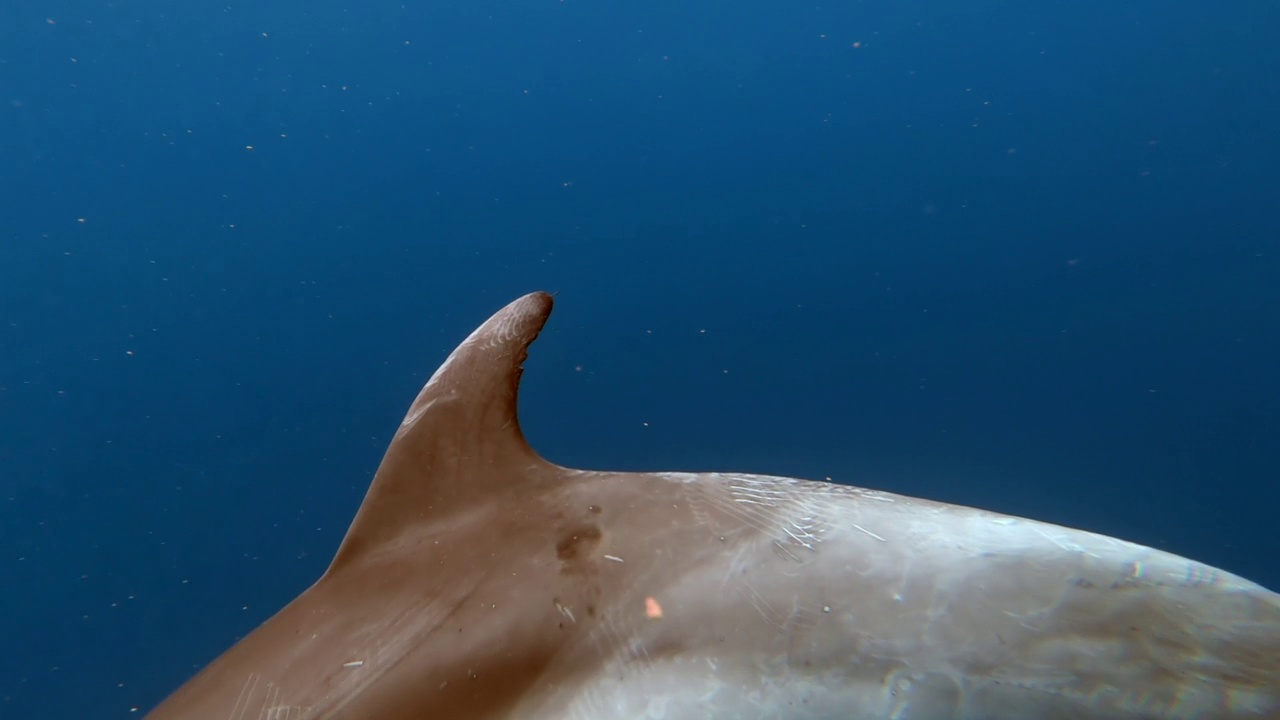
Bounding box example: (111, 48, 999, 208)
(326, 292, 556, 573)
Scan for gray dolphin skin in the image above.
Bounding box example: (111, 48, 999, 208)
(148, 292, 1279, 720)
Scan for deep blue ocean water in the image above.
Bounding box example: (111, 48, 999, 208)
(2, 0, 1277, 716)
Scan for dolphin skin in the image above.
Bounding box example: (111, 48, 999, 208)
(148, 292, 1279, 719)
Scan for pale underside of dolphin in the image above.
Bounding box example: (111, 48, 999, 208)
(147, 292, 1279, 720)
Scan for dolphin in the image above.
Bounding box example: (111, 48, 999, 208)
(147, 291, 1279, 719)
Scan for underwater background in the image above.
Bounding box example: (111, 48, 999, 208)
(2, 0, 1277, 716)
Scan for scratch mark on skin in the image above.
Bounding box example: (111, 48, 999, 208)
(223, 673, 310, 720)
(782, 515, 820, 549)
(851, 523, 887, 542)
(557, 602, 577, 623)
(1030, 525, 1099, 557)
(230, 674, 257, 720)
(604, 554, 624, 563)
(740, 584, 783, 630)
(261, 683, 277, 720)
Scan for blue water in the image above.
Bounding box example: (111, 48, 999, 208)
(2, 0, 1276, 716)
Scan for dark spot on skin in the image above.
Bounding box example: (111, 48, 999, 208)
(586, 604, 596, 618)
(556, 525, 602, 561)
